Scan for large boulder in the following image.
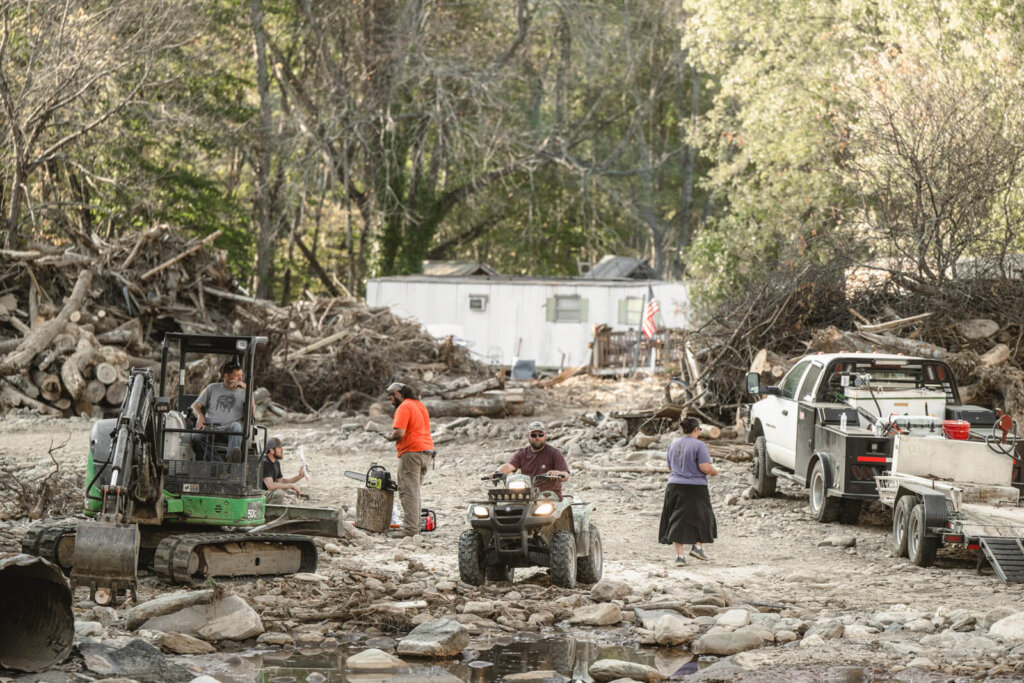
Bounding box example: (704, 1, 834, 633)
(346, 648, 406, 672)
(990, 612, 1024, 640)
(568, 603, 622, 626)
(692, 626, 764, 656)
(396, 620, 469, 658)
(589, 659, 666, 682)
(138, 594, 263, 642)
(79, 638, 194, 682)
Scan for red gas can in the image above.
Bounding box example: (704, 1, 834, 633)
(942, 419, 971, 440)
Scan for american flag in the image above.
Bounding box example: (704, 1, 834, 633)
(641, 285, 659, 339)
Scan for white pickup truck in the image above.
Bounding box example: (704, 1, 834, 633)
(743, 353, 1017, 523)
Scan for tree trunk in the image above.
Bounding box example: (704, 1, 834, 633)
(354, 487, 394, 533)
(249, 0, 276, 298)
(0, 269, 93, 376)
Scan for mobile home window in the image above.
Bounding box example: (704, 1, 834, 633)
(555, 296, 582, 322)
(545, 295, 588, 323)
(618, 297, 644, 325)
(469, 295, 488, 312)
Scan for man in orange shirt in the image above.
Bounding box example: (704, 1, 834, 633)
(384, 382, 435, 538)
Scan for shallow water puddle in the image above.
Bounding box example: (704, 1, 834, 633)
(255, 634, 694, 682)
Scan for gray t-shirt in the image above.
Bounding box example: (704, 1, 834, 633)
(666, 435, 711, 486)
(196, 382, 246, 425)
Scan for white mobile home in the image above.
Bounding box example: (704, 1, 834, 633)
(366, 275, 691, 369)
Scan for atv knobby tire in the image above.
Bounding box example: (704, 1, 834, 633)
(576, 524, 603, 584)
(550, 530, 577, 589)
(458, 530, 486, 586)
(752, 436, 777, 498)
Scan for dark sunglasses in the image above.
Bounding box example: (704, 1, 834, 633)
(529, 431, 545, 438)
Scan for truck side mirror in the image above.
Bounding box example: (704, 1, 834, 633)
(746, 372, 762, 395)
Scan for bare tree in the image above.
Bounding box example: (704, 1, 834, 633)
(0, 1, 202, 248)
(842, 59, 1024, 282)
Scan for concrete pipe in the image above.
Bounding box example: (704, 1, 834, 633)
(0, 552, 74, 672)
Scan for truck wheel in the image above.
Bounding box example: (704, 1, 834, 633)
(752, 436, 777, 498)
(576, 525, 603, 584)
(809, 460, 840, 523)
(458, 530, 486, 586)
(485, 564, 515, 583)
(907, 503, 938, 567)
(549, 530, 577, 589)
(891, 496, 915, 558)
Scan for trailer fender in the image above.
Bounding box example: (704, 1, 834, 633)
(895, 484, 948, 531)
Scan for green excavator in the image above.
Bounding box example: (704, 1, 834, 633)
(22, 333, 340, 604)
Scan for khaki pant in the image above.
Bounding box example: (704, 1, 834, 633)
(397, 451, 432, 534)
(266, 489, 289, 505)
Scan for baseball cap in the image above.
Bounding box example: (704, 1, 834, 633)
(265, 437, 283, 451)
(386, 382, 406, 394)
(527, 421, 546, 434)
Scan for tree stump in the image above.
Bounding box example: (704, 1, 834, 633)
(105, 381, 127, 406)
(355, 487, 394, 533)
(94, 362, 119, 384)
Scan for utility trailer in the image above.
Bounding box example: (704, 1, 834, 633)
(876, 422, 1024, 583)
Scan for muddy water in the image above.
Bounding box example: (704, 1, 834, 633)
(251, 634, 696, 682)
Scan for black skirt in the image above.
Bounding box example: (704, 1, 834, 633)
(658, 483, 718, 546)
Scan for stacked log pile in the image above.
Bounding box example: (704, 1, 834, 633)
(0, 226, 488, 418)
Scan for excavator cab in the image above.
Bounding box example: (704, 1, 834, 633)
(157, 333, 267, 492)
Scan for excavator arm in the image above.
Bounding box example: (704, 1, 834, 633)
(72, 368, 167, 604)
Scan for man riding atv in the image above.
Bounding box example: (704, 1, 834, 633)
(459, 422, 601, 589)
(496, 421, 570, 497)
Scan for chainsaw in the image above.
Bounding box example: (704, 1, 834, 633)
(345, 464, 398, 491)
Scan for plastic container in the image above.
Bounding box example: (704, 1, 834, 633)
(942, 419, 971, 440)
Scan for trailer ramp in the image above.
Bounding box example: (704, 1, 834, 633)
(979, 537, 1024, 583)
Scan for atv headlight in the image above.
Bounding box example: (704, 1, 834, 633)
(534, 501, 555, 517)
(508, 480, 529, 491)
(472, 505, 490, 519)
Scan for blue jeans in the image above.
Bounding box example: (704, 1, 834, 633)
(191, 421, 242, 462)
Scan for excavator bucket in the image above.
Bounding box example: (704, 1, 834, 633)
(0, 553, 74, 672)
(71, 520, 140, 605)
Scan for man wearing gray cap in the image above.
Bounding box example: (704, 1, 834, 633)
(260, 437, 304, 503)
(496, 421, 570, 499)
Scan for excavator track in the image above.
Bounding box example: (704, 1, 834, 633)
(21, 520, 79, 574)
(153, 532, 318, 585)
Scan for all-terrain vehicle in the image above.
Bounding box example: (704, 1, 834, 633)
(458, 472, 602, 589)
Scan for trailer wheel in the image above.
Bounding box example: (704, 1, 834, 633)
(891, 496, 915, 557)
(907, 503, 938, 567)
(809, 460, 840, 523)
(752, 436, 777, 498)
(549, 530, 577, 589)
(458, 530, 486, 586)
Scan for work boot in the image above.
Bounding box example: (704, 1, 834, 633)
(388, 528, 417, 539)
(227, 447, 242, 463)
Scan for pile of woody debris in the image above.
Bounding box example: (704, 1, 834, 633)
(0, 226, 489, 418)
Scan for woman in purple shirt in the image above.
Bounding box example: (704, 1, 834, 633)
(658, 417, 719, 564)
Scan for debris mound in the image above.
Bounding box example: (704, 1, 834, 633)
(0, 226, 488, 417)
